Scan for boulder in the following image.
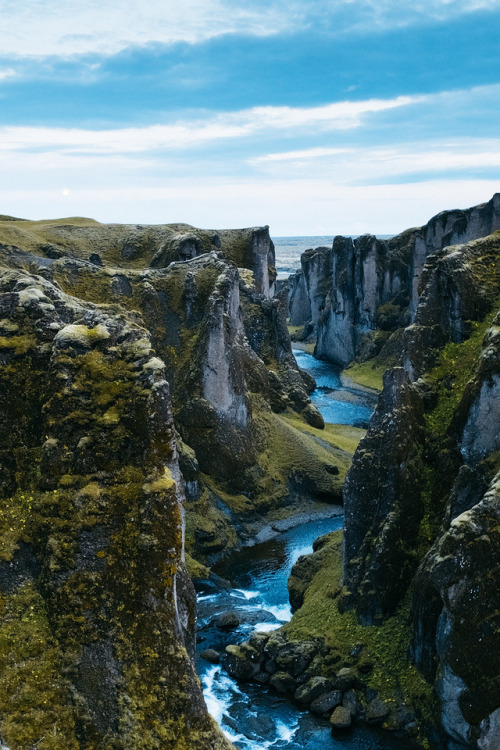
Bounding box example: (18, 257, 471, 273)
(310, 690, 342, 715)
(365, 698, 389, 724)
(294, 676, 334, 706)
(222, 644, 260, 681)
(269, 671, 297, 694)
(275, 641, 317, 677)
(330, 705, 352, 729)
(215, 611, 240, 630)
(199, 649, 220, 664)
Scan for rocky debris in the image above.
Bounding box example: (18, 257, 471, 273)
(220, 629, 393, 736)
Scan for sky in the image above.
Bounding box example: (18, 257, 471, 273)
(1, 0, 499, 235)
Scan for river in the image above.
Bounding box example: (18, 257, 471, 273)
(196, 352, 407, 749)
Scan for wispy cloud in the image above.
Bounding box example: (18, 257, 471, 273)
(0, 95, 419, 154)
(250, 138, 500, 183)
(2, 0, 499, 57)
(0, 68, 17, 81)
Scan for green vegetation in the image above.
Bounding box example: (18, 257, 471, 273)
(0, 583, 79, 749)
(285, 532, 438, 735)
(425, 305, 499, 437)
(282, 413, 366, 456)
(343, 359, 386, 391)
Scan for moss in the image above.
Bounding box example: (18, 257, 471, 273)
(284, 532, 438, 737)
(425, 305, 499, 437)
(282, 413, 366, 456)
(143, 469, 176, 494)
(256, 407, 351, 495)
(0, 334, 36, 355)
(0, 583, 79, 749)
(184, 553, 210, 580)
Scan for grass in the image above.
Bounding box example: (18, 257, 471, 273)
(343, 359, 386, 391)
(425, 305, 500, 437)
(282, 413, 366, 456)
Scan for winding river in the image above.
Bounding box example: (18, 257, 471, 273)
(196, 352, 407, 749)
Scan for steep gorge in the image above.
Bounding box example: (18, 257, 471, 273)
(0, 216, 351, 749)
(274, 198, 500, 748)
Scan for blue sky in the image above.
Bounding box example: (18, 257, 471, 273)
(1, 0, 499, 234)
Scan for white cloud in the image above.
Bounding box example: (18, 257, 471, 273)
(0, 95, 419, 154)
(0, 68, 16, 81)
(1, 0, 499, 57)
(251, 139, 500, 182)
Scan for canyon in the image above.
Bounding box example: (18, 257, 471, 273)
(0, 194, 498, 749)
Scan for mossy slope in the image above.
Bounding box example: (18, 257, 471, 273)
(0, 266, 232, 749)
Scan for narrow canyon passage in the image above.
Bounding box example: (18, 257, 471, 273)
(195, 354, 413, 749)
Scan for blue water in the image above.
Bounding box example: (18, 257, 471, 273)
(198, 516, 413, 750)
(293, 349, 375, 428)
(196, 348, 386, 749)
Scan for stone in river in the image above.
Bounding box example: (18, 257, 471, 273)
(199, 649, 220, 663)
(310, 690, 343, 715)
(215, 610, 240, 629)
(330, 705, 352, 729)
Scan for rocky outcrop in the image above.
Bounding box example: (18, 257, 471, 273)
(0, 268, 231, 749)
(288, 194, 500, 367)
(341, 230, 500, 747)
(0, 212, 348, 748)
(0, 216, 345, 567)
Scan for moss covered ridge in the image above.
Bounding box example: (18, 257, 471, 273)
(336, 233, 500, 746)
(0, 267, 232, 749)
(0, 220, 349, 566)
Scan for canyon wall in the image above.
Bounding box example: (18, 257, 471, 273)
(0, 267, 232, 749)
(288, 194, 500, 366)
(342, 230, 500, 748)
(0, 215, 348, 747)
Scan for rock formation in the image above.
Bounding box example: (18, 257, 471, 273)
(0, 267, 232, 749)
(0, 215, 348, 748)
(288, 194, 500, 367)
(341, 228, 500, 747)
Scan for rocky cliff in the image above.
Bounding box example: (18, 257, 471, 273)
(0, 218, 349, 564)
(0, 267, 232, 749)
(0, 215, 351, 747)
(288, 194, 500, 367)
(341, 229, 500, 747)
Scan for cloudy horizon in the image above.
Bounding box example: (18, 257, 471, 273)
(1, 0, 499, 234)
